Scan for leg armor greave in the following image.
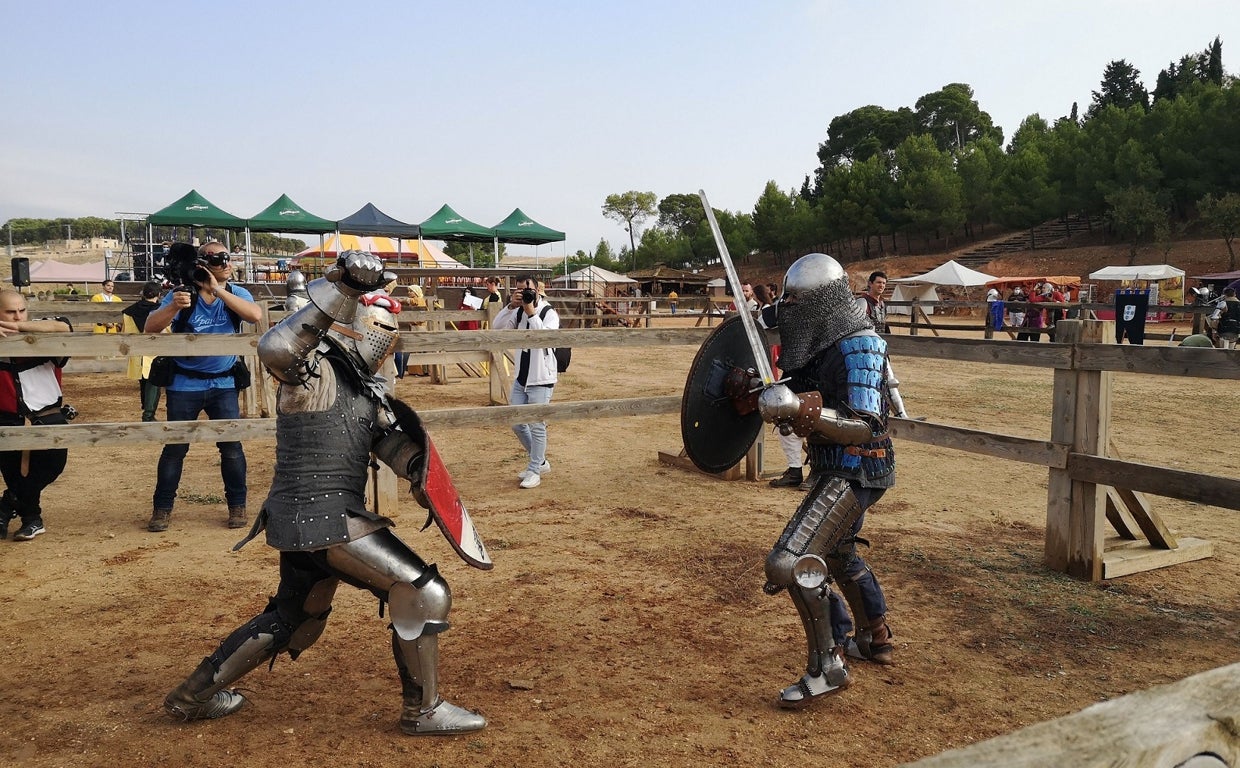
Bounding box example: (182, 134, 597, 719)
(322, 529, 485, 735)
(164, 572, 340, 721)
(765, 476, 865, 708)
(764, 476, 865, 596)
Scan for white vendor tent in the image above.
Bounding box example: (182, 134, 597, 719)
(1088, 264, 1185, 281)
(552, 265, 636, 294)
(887, 260, 997, 315)
(1088, 264, 1186, 308)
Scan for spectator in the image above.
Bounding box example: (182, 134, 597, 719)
(0, 289, 73, 541)
(1017, 288, 1047, 341)
(1217, 287, 1240, 349)
(143, 243, 261, 532)
(1007, 285, 1027, 330)
(121, 281, 165, 421)
(741, 282, 759, 311)
(854, 271, 889, 333)
(482, 276, 504, 308)
(92, 279, 120, 303)
(667, 289, 679, 315)
(495, 275, 559, 488)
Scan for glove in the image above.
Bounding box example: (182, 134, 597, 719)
(757, 384, 802, 425)
(328, 250, 386, 296)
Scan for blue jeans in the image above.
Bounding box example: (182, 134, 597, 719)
(153, 387, 247, 510)
(509, 382, 553, 474)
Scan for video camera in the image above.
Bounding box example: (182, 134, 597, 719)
(167, 242, 209, 288)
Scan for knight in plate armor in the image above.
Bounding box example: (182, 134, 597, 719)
(162, 251, 486, 735)
(756, 252, 898, 709)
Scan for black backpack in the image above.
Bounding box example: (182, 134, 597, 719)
(538, 305, 571, 373)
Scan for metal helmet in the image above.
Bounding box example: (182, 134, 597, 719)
(327, 291, 402, 374)
(285, 269, 310, 311)
(775, 252, 871, 371)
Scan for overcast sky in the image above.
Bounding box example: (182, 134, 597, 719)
(2, 1, 1235, 257)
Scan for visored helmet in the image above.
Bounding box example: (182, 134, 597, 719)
(327, 291, 403, 374)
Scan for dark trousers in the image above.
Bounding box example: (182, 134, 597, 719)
(0, 411, 69, 523)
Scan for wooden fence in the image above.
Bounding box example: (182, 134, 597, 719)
(3, 305, 1238, 583)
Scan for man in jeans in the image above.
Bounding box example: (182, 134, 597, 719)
(495, 276, 559, 489)
(144, 242, 262, 532)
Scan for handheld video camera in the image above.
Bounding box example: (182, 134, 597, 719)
(167, 242, 205, 289)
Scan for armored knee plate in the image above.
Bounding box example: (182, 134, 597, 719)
(765, 476, 863, 593)
(389, 566, 451, 641)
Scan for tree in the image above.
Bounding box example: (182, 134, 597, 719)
(1105, 186, 1165, 265)
(956, 137, 1004, 237)
(913, 83, 1002, 151)
(892, 134, 965, 249)
(601, 191, 657, 261)
(813, 104, 918, 180)
(1088, 59, 1149, 118)
(443, 241, 503, 268)
(752, 181, 797, 259)
(1199, 192, 1240, 270)
(992, 145, 1058, 247)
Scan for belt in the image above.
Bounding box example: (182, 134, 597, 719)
(844, 446, 887, 458)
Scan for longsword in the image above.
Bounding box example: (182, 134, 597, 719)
(697, 189, 776, 388)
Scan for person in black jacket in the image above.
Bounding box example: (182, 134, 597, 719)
(122, 281, 164, 421)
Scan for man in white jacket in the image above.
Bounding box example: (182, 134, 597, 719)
(495, 276, 559, 488)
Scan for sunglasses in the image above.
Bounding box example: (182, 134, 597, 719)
(202, 251, 230, 266)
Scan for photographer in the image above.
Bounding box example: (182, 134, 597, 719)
(143, 242, 262, 533)
(0, 289, 73, 542)
(495, 276, 559, 489)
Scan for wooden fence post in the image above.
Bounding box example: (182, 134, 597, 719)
(1044, 319, 1111, 579)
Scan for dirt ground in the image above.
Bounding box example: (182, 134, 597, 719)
(3, 308, 1239, 766)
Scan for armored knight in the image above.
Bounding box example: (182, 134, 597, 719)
(756, 252, 897, 709)
(162, 251, 488, 735)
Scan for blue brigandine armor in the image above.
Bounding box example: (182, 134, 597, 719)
(800, 332, 895, 488)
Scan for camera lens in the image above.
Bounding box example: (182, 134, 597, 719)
(522, 288, 537, 304)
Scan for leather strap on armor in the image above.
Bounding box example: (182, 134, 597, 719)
(789, 391, 822, 436)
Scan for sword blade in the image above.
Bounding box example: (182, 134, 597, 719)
(698, 189, 776, 386)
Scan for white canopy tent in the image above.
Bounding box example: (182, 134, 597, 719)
(552, 265, 636, 294)
(1088, 264, 1186, 307)
(887, 260, 997, 315)
(1088, 265, 1185, 281)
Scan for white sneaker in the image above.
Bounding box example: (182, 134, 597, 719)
(519, 473, 542, 489)
(517, 461, 551, 482)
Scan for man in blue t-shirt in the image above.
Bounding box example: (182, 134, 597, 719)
(144, 242, 262, 533)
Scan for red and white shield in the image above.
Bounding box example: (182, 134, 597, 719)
(420, 437, 492, 570)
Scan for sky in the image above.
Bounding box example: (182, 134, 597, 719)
(2, 1, 1236, 258)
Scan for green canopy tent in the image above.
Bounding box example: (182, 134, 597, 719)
(491, 208, 566, 269)
(147, 189, 248, 229)
(142, 190, 248, 279)
(244, 194, 337, 280)
(418, 204, 494, 267)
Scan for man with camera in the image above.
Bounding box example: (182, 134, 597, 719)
(144, 242, 262, 533)
(0, 289, 74, 542)
(495, 276, 559, 489)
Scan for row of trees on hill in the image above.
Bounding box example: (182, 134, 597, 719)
(1, 217, 306, 256)
(589, 36, 1240, 274)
